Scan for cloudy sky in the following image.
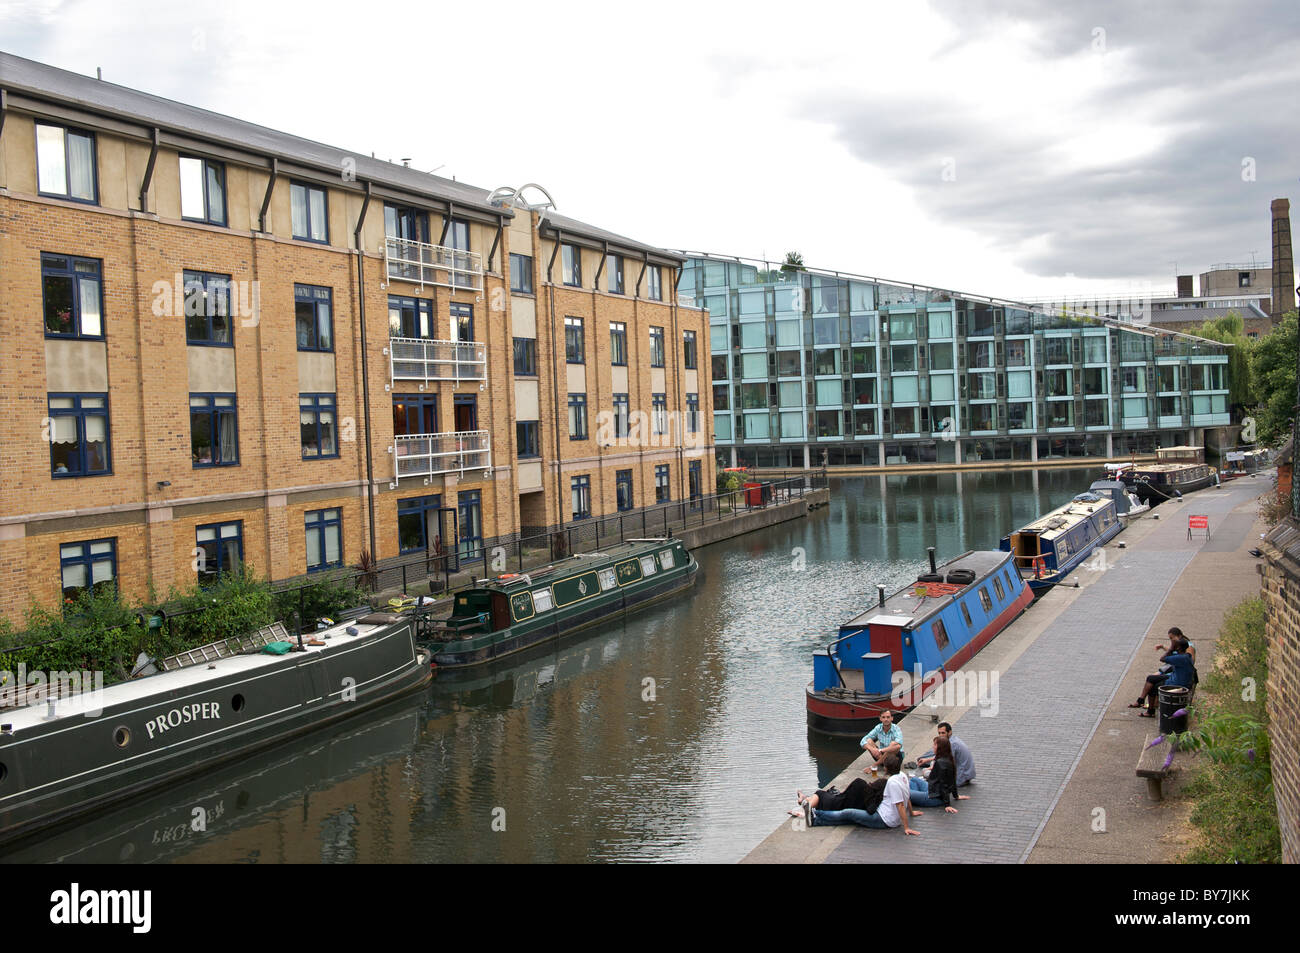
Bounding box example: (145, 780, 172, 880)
(4, 0, 1297, 303)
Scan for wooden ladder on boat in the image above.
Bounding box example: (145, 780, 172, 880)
(157, 622, 292, 672)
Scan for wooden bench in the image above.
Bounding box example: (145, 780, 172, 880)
(1136, 733, 1177, 800)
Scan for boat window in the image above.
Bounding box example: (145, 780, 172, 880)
(979, 587, 993, 612)
(932, 619, 950, 650)
(639, 555, 658, 576)
(598, 567, 617, 591)
(658, 549, 675, 570)
(992, 576, 1005, 601)
(1005, 569, 1015, 591)
(532, 588, 554, 612)
(960, 602, 972, 627)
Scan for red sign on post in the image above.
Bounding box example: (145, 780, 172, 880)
(1188, 514, 1210, 540)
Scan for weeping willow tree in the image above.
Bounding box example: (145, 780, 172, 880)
(1193, 312, 1255, 415)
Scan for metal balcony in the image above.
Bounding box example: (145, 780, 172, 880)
(391, 430, 491, 485)
(388, 337, 487, 385)
(384, 237, 483, 292)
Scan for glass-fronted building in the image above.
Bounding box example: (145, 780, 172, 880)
(680, 254, 1233, 469)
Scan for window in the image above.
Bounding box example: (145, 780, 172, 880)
(390, 296, 433, 339)
(571, 475, 592, 519)
(639, 554, 658, 576)
(49, 393, 110, 476)
(513, 337, 538, 376)
(659, 548, 676, 569)
(305, 508, 342, 572)
(457, 490, 482, 560)
(385, 204, 429, 242)
(979, 587, 993, 612)
(683, 330, 698, 369)
(959, 601, 972, 627)
(446, 219, 471, 288)
(184, 270, 232, 345)
(510, 253, 534, 294)
(393, 394, 437, 436)
(295, 284, 333, 351)
(196, 522, 242, 584)
(613, 393, 630, 438)
(992, 576, 1005, 601)
(179, 156, 226, 226)
(453, 394, 478, 432)
(191, 393, 239, 467)
(655, 464, 670, 502)
(649, 327, 665, 367)
(532, 588, 554, 612)
(516, 420, 540, 457)
(687, 393, 699, 433)
(451, 303, 474, 342)
(290, 181, 328, 243)
(568, 393, 588, 439)
(60, 539, 116, 601)
(610, 322, 628, 365)
(565, 316, 585, 363)
(398, 494, 443, 554)
(932, 619, 950, 650)
(562, 243, 582, 286)
(36, 123, 96, 202)
(300, 393, 338, 459)
(606, 254, 624, 294)
(652, 393, 667, 435)
(689, 461, 702, 502)
(42, 254, 103, 338)
(647, 266, 662, 301)
(616, 470, 633, 511)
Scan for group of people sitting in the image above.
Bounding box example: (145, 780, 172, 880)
(1129, 626, 1198, 716)
(791, 713, 976, 834)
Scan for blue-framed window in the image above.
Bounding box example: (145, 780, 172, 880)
(389, 295, 433, 338)
(295, 284, 333, 351)
(606, 254, 624, 294)
(510, 253, 534, 294)
(686, 393, 700, 433)
(49, 393, 111, 477)
(568, 393, 588, 440)
(457, 490, 482, 560)
(398, 494, 443, 554)
(393, 394, 437, 437)
(565, 316, 584, 363)
(683, 330, 698, 369)
(385, 204, 429, 242)
(183, 270, 232, 346)
(513, 337, 537, 376)
(655, 464, 670, 503)
(616, 470, 633, 512)
(300, 393, 338, 459)
(652, 393, 668, 435)
(290, 181, 329, 243)
(453, 394, 478, 432)
(36, 122, 97, 203)
(190, 393, 239, 467)
(447, 219, 472, 288)
(516, 420, 540, 458)
(610, 321, 627, 365)
(42, 253, 103, 339)
(647, 265, 662, 301)
(571, 475, 591, 520)
(613, 393, 630, 438)
(562, 243, 581, 286)
(305, 508, 342, 573)
(179, 155, 226, 226)
(451, 302, 474, 342)
(60, 538, 117, 601)
(649, 327, 665, 367)
(689, 461, 702, 503)
(196, 521, 243, 584)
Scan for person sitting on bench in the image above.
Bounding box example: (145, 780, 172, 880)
(1130, 637, 1195, 716)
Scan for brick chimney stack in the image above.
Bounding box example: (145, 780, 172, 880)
(1272, 198, 1295, 319)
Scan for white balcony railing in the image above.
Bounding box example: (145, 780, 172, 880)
(388, 337, 487, 385)
(384, 237, 483, 291)
(391, 430, 491, 485)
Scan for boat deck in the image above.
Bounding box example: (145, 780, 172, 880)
(841, 550, 1010, 630)
(476, 538, 679, 591)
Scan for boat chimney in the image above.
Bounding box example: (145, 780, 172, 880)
(927, 547, 936, 574)
(878, 585, 886, 608)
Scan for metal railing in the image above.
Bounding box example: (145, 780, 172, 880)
(388, 337, 487, 384)
(384, 237, 482, 291)
(391, 430, 491, 483)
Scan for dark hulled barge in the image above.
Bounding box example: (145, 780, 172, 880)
(1001, 492, 1124, 592)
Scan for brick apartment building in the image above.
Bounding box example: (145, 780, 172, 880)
(0, 52, 712, 623)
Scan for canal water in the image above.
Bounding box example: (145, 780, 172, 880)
(5, 467, 1100, 865)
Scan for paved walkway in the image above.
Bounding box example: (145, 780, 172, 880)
(743, 474, 1270, 864)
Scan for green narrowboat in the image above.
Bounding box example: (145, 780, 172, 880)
(421, 538, 698, 668)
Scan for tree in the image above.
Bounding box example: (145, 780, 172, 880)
(1192, 312, 1254, 414)
(1247, 312, 1298, 446)
(780, 251, 805, 275)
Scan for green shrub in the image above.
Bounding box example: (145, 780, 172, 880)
(716, 471, 741, 494)
(271, 572, 370, 632)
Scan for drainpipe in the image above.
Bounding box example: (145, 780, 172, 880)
(671, 264, 685, 501)
(138, 127, 159, 212)
(354, 181, 378, 562)
(258, 158, 279, 233)
(547, 229, 565, 537)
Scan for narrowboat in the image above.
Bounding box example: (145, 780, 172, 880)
(420, 537, 698, 669)
(806, 549, 1032, 737)
(1126, 446, 1217, 504)
(1000, 491, 1124, 591)
(1087, 477, 1149, 519)
(0, 613, 432, 848)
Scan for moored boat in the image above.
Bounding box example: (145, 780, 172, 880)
(419, 537, 698, 669)
(1126, 446, 1217, 504)
(806, 549, 1032, 738)
(0, 613, 432, 848)
(1088, 476, 1149, 519)
(1000, 491, 1124, 591)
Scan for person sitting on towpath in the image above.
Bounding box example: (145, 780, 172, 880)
(1129, 636, 1195, 717)
(913, 721, 975, 786)
(799, 754, 920, 834)
(861, 710, 903, 773)
(907, 735, 971, 814)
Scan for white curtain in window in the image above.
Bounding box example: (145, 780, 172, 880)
(37, 125, 66, 194)
(218, 412, 237, 462)
(291, 187, 309, 235)
(307, 529, 322, 569)
(79, 279, 102, 336)
(180, 158, 205, 218)
(68, 133, 95, 200)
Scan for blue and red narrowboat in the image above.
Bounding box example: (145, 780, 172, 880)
(806, 549, 1032, 738)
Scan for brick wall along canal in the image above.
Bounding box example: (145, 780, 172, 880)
(6, 467, 1103, 864)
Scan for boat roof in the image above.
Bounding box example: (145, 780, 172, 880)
(0, 615, 400, 732)
(840, 550, 1013, 632)
(1009, 495, 1114, 540)
(471, 538, 682, 592)
(1132, 462, 1209, 473)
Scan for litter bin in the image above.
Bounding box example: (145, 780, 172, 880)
(1157, 684, 1190, 735)
(743, 482, 764, 507)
